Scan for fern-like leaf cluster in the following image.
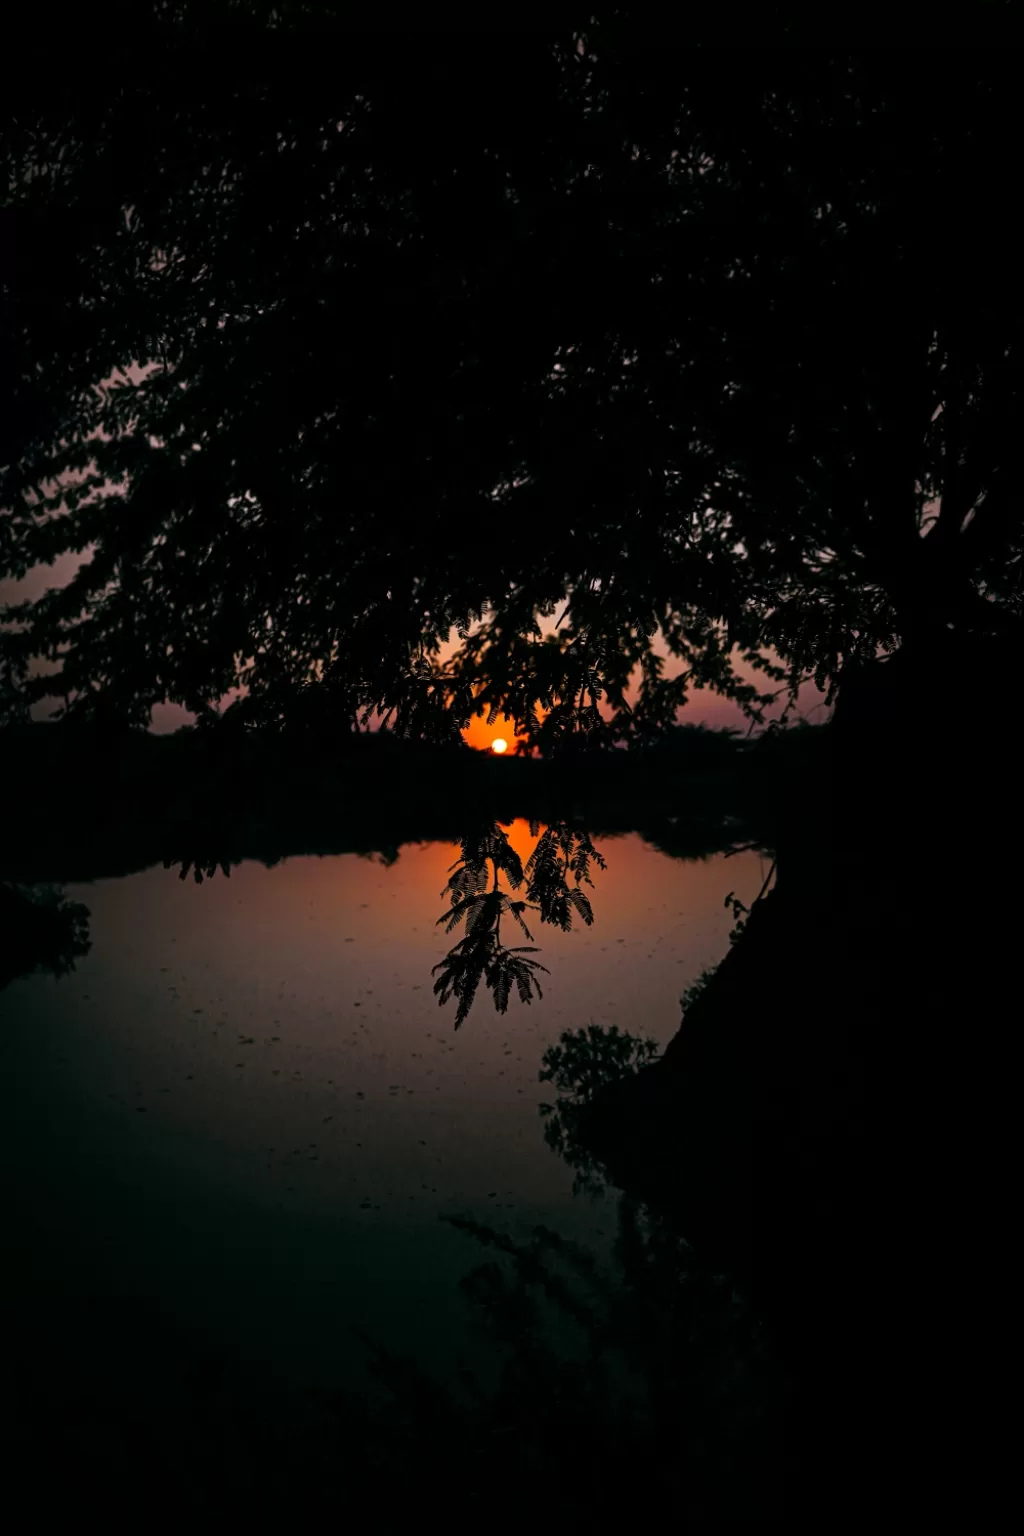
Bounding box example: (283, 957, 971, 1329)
(524, 823, 607, 932)
(434, 819, 608, 1025)
(432, 930, 548, 1029)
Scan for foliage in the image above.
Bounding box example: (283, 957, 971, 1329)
(163, 852, 235, 885)
(0, 881, 91, 988)
(11, 1195, 786, 1523)
(540, 1022, 661, 1103)
(2, 11, 1020, 745)
(723, 890, 751, 946)
(433, 821, 610, 1026)
(524, 821, 607, 929)
(538, 1023, 661, 1195)
(307, 1196, 786, 1522)
(680, 965, 718, 1014)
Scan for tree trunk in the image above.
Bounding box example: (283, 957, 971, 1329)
(579, 628, 1019, 1515)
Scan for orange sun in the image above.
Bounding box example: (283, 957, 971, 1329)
(491, 737, 508, 754)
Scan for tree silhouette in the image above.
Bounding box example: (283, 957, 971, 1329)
(2, 12, 1018, 741)
(2, 20, 1020, 1497)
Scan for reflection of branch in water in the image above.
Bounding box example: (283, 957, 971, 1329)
(432, 821, 607, 1028)
(6, 1008, 788, 1522)
(538, 1024, 661, 1196)
(164, 853, 237, 885)
(0, 882, 91, 990)
(13, 1196, 788, 1523)
(323, 1200, 786, 1522)
(163, 840, 284, 884)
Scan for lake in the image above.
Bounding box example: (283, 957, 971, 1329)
(1, 826, 770, 1468)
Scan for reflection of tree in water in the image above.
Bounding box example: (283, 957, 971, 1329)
(158, 813, 613, 1027)
(8, 1020, 789, 1523)
(344, 1023, 790, 1520)
(0, 882, 91, 990)
(333, 1203, 788, 1523)
(538, 1024, 661, 1196)
(429, 801, 767, 1031)
(313, 1003, 795, 1519)
(432, 819, 605, 1026)
(164, 852, 239, 885)
(156, 786, 767, 1028)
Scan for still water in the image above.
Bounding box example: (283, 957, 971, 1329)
(1, 826, 766, 1409)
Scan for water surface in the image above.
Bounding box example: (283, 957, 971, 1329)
(1, 827, 766, 1403)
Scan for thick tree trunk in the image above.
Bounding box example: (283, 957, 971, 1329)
(579, 629, 1019, 1514)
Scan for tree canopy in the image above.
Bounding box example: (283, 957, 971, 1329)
(2, 5, 1020, 743)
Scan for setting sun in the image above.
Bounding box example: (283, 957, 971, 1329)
(462, 712, 524, 753)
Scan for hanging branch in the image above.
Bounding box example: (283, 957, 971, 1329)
(433, 819, 607, 1026)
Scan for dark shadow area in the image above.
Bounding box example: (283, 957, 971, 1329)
(3, 1024, 794, 1526)
(4, 1217, 792, 1525)
(0, 880, 90, 989)
(579, 635, 1020, 1515)
(0, 718, 791, 883)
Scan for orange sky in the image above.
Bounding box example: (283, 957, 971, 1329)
(461, 713, 527, 753)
